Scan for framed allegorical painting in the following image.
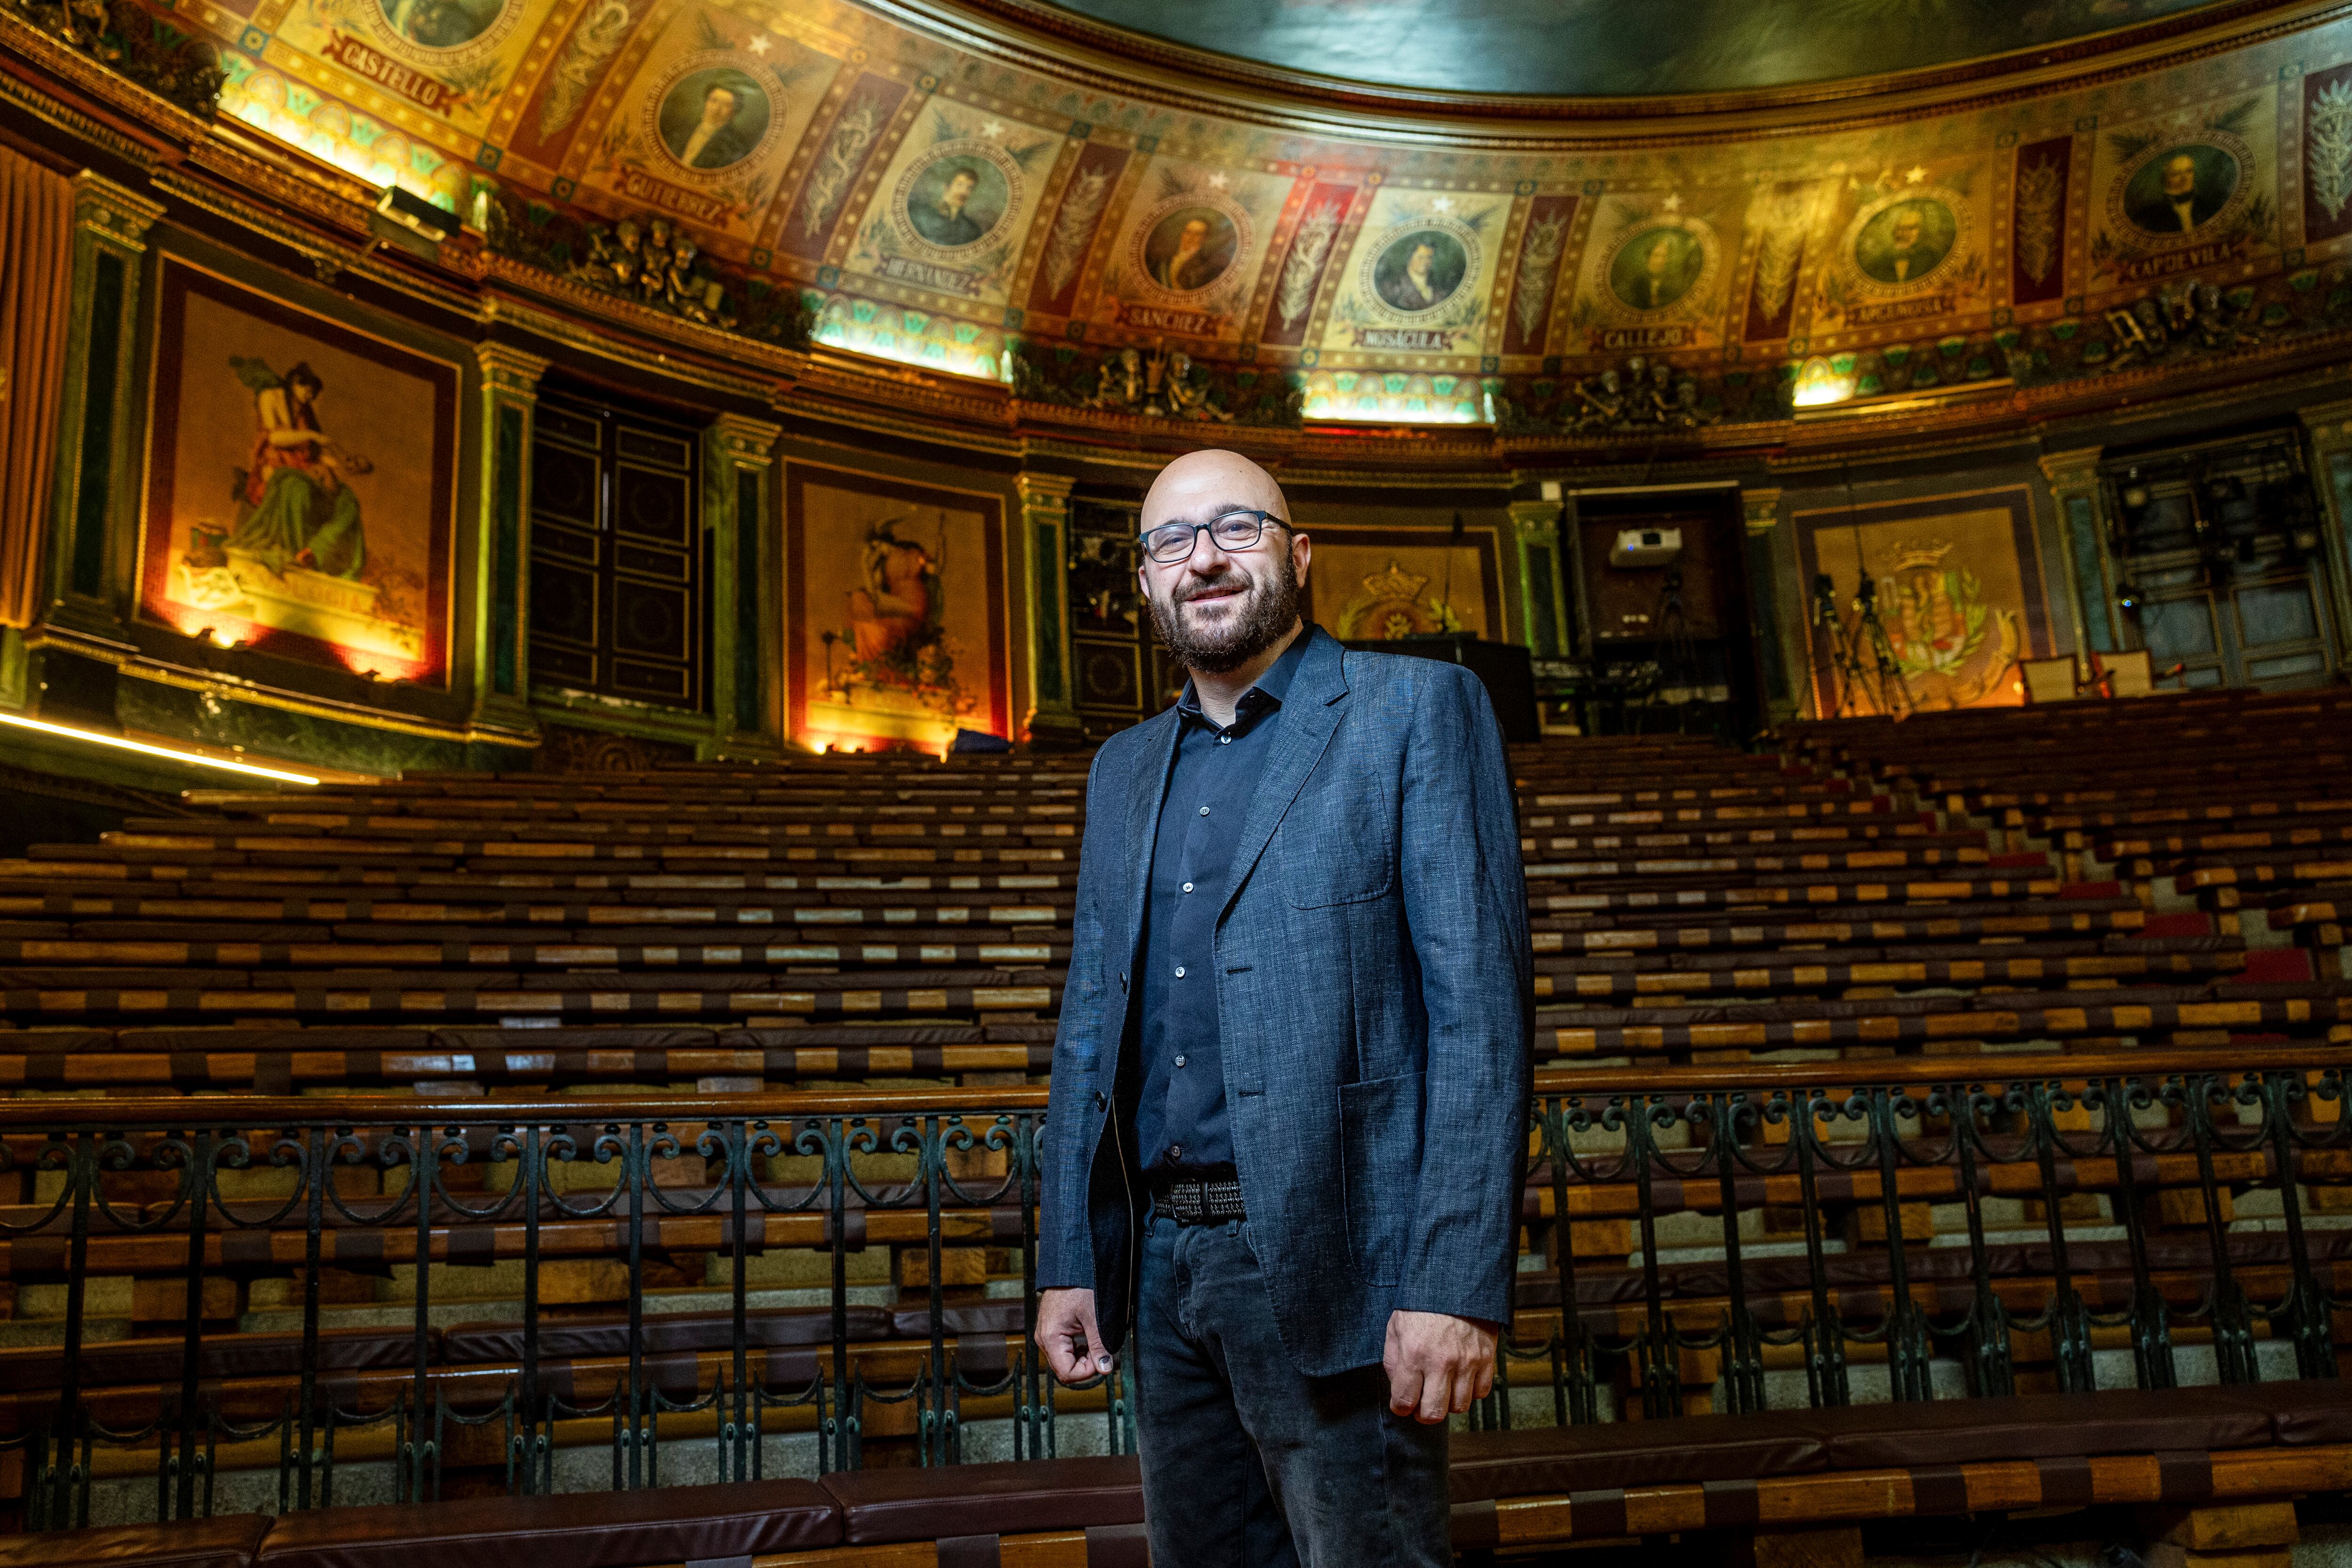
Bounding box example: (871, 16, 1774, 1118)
(138, 257, 459, 686)
(1298, 523, 1505, 644)
(1793, 486, 2055, 715)
(784, 464, 1009, 751)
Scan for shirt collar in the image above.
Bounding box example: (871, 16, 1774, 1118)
(1176, 624, 1319, 732)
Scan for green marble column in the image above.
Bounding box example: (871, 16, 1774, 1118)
(705, 412, 783, 759)
(1018, 470, 1081, 747)
(2038, 446, 2111, 669)
(471, 342, 548, 737)
(44, 172, 164, 637)
(1507, 500, 1568, 658)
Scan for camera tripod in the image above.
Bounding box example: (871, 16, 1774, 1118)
(1633, 567, 1704, 733)
(1812, 572, 1914, 719)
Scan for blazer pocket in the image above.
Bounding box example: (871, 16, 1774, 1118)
(1337, 1070, 1423, 1287)
(1281, 819, 1394, 907)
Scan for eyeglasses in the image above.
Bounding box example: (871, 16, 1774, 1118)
(1138, 509, 1289, 565)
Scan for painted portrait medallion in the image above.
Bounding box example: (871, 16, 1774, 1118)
(364, 0, 516, 64)
(642, 53, 786, 180)
(1137, 202, 1244, 297)
(891, 140, 1021, 256)
(1369, 227, 1470, 315)
(1852, 196, 1959, 286)
(1604, 222, 1712, 315)
(2116, 140, 2245, 240)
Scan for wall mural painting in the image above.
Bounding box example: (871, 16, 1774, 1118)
(1568, 190, 1730, 356)
(1299, 527, 1503, 644)
(273, 0, 531, 133)
(1795, 490, 2052, 716)
(139, 259, 456, 685)
(847, 101, 1062, 305)
(1093, 157, 1288, 344)
(1321, 186, 1504, 361)
(183, 0, 2352, 409)
(1812, 163, 1990, 338)
(785, 466, 1009, 753)
(2085, 86, 2280, 295)
(575, 9, 835, 243)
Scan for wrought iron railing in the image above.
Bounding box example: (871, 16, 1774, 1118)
(1, 1046, 2344, 1530)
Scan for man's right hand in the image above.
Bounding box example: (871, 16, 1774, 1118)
(1035, 1287, 1114, 1384)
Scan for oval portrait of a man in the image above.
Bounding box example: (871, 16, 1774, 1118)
(1373, 229, 1467, 314)
(657, 68, 771, 173)
(1143, 207, 1239, 295)
(378, 0, 500, 49)
(2123, 143, 2241, 238)
(906, 156, 1009, 250)
(1854, 198, 1958, 287)
(1608, 225, 1704, 313)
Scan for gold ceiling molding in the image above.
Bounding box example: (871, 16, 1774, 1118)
(866, 0, 2349, 147)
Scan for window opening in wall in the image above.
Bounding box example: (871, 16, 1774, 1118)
(527, 394, 707, 712)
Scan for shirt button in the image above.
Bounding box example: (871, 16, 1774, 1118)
(1182, 881, 1194, 893)
(1219, 735, 1231, 744)
(1174, 965, 1186, 978)
(1174, 1055, 1187, 1067)
(1170, 1145, 1183, 1160)
(1199, 805, 1210, 816)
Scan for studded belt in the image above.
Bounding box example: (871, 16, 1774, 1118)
(1151, 1176, 1247, 1226)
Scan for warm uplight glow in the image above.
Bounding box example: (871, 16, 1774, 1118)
(1301, 369, 1486, 425)
(1791, 354, 1858, 408)
(0, 712, 320, 785)
(811, 296, 1006, 381)
(220, 57, 468, 215)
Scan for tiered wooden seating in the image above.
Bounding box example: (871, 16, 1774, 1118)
(0, 707, 2347, 1549)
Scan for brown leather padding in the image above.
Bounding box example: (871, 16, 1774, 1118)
(1449, 1407, 1827, 1503)
(1085, 1522, 1150, 1566)
(2253, 1377, 2352, 1445)
(0, 1512, 271, 1567)
(822, 1455, 1143, 1545)
(1810, 1388, 2273, 1470)
(251, 1479, 839, 1567)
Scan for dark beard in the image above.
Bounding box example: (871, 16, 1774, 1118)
(1147, 550, 1301, 675)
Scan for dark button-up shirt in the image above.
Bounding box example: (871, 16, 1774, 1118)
(1132, 625, 1319, 1175)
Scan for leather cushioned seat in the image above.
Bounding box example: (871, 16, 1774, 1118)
(2245, 1377, 2352, 1445)
(0, 1329, 418, 1392)
(1809, 1387, 2275, 1470)
(821, 1456, 1142, 1544)
(252, 1478, 838, 1568)
(441, 1305, 892, 1364)
(0, 1513, 271, 1567)
(1448, 1407, 1827, 1503)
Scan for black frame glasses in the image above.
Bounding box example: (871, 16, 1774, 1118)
(1137, 509, 1289, 565)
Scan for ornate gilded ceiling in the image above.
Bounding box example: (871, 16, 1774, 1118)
(111, 0, 2352, 422)
(1019, 0, 2228, 99)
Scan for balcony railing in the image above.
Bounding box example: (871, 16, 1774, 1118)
(1, 1045, 2343, 1530)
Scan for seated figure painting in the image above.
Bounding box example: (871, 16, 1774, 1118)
(139, 260, 455, 685)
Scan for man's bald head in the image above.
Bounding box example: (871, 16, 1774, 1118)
(1141, 448, 1288, 529)
(1136, 447, 1310, 678)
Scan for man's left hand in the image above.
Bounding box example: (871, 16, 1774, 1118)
(1382, 1310, 1498, 1424)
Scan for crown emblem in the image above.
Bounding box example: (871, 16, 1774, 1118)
(1890, 538, 1954, 573)
(1361, 560, 1430, 602)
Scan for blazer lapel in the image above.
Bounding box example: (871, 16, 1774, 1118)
(1217, 633, 1349, 921)
(1113, 707, 1183, 969)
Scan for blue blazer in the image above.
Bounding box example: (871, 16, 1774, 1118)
(1036, 631, 1533, 1377)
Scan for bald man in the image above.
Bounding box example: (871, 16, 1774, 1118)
(1035, 449, 1532, 1567)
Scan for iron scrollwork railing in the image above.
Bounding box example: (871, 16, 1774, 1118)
(0, 1046, 2343, 1529)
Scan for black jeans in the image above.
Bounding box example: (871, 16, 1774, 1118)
(1131, 1210, 1451, 1568)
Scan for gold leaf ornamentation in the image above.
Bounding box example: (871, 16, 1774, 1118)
(1511, 212, 1566, 342)
(1041, 166, 1110, 301)
(2309, 80, 2352, 222)
(1276, 200, 1341, 332)
(2014, 157, 2064, 286)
